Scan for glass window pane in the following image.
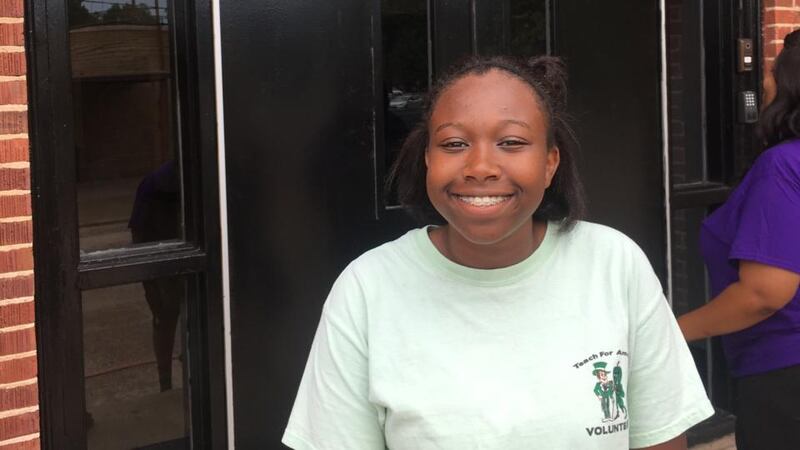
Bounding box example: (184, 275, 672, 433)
(82, 276, 189, 449)
(69, 1, 183, 253)
(382, 0, 428, 206)
(665, 0, 707, 183)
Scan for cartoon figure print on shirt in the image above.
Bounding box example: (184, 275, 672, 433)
(574, 349, 630, 437)
(592, 361, 627, 422)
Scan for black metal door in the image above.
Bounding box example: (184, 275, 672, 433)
(666, 0, 764, 419)
(551, 1, 666, 283)
(220, 1, 664, 447)
(27, 0, 227, 448)
(221, 2, 407, 446)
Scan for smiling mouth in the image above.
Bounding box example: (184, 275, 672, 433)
(453, 194, 513, 207)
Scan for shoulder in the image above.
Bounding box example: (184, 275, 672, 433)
(762, 138, 800, 162)
(558, 220, 647, 261)
(565, 220, 635, 241)
(326, 228, 423, 297)
(321, 228, 424, 320)
(751, 139, 800, 181)
(556, 221, 661, 299)
(346, 227, 422, 276)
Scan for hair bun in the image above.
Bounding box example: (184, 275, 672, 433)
(526, 56, 568, 111)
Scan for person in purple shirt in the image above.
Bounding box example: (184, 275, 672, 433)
(129, 160, 183, 391)
(677, 42, 800, 450)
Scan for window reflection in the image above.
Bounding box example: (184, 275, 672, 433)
(70, 0, 169, 27)
(382, 0, 429, 206)
(82, 277, 188, 449)
(69, 0, 182, 253)
(665, 0, 706, 183)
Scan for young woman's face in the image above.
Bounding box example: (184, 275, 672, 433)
(425, 69, 560, 246)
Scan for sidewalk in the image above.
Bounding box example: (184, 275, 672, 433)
(690, 434, 736, 450)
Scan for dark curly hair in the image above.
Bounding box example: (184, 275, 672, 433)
(783, 29, 800, 49)
(760, 45, 800, 148)
(386, 55, 586, 230)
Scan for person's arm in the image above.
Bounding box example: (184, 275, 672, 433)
(634, 433, 686, 450)
(282, 267, 387, 450)
(625, 243, 713, 449)
(678, 260, 800, 342)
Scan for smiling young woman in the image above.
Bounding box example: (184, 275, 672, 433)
(281, 56, 712, 450)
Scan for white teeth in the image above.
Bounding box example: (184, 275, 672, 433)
(456, 195, 511, 207)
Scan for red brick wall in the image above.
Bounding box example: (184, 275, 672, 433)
(0, 0, 38, 449)
(763, 1, 800, 66)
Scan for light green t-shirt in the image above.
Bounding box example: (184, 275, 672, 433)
(282, 221, 714, 449)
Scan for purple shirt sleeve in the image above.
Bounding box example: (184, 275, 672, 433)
(729, 162, 800, 275)
(701, 140, 800, 376)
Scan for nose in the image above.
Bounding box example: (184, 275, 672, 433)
(463, 142, 500, 182)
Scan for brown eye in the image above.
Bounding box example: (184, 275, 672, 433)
(498, 139, 528, 148)
(441, 141, 468, 152)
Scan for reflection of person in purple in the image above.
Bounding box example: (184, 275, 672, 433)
(129, 160, 183, 391)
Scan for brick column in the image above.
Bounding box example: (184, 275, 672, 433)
(763, 0, 800, 66)
(0, 0, 38, 449)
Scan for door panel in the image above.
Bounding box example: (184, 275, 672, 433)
(552, 1, 667, 282)
(82, 277, 189, 449)
(220, 1, 382, 446)
(28, 0, 225, 448)
(431, 0, 473, 71)
(221, 1, 665, 447)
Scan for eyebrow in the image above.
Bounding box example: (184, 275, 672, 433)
(501, 119, 531, 129)
(433, 119, 531, 133)
(434, 122, 463, 133)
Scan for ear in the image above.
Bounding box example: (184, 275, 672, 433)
(424, 147, 430, 168)
(545, 146, 560, 188)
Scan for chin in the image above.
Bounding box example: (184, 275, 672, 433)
(449, 221, 525, 246)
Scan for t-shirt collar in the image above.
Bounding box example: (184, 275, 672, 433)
(413, 221, 559, 286)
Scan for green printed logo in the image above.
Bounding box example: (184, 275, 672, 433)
(592, 361, 627, 422)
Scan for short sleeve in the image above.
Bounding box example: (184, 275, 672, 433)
(282, 268, 386, 450)
(730, 170, 800, 274)
(625, 248, 714, 448)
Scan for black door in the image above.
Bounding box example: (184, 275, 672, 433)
(27, 0, 227, 448)
(220, 1, 664, 447)
(666, 0, 763, 418)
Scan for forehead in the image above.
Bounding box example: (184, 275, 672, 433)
(432, 69, 545, 119)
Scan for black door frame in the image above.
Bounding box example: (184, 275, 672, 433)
(667, 0, 763, 414)
(25, 0, 227, 448)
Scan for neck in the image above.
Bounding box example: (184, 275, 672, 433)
(433, 220, 548, 269)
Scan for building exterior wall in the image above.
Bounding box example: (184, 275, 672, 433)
(0, 0, 37, 449)
(763, 0, 800, 66)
